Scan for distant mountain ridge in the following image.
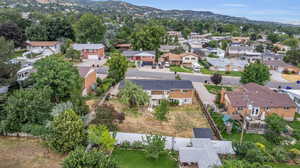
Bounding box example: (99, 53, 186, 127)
(2, 0, 296, 26)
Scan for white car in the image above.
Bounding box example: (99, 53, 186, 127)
(164, 62, 170, 68)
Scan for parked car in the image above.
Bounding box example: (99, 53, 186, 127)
(152, 64, 157, 69)
(159, 63, 164, 69)
(192, 63, 201, 72)
(165, 62, 170, 68)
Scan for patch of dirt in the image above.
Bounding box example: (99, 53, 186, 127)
(0, 137, 65, 168)
(109, 99, 209, 138)
(282, 74, 300, 82)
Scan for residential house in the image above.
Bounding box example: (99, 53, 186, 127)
(274, 43, 291, 54)
(188, 33, 211, 40)
(206, 58, 248, 72)
(280, 89, 300, 114)
(221, 83, 296, 133)
(261, 51, 283, 61)
(264, 60, 300, 74)
(167, 31, 182, 38)
(231, 37, 250, 44)
(123, 51, 156, 66)
(72, 43, 105, 60)
(179, 138, 234, 168)
(26, 41, 61, 56)
(77, 67, 97, 96)
(180, 53, 199, 67)
(160, 53, 182, 65)
(120, 80, 194, 106)
(115, 44, 132, 51)
(226, 46, 254, 57)
(159, 45, 179, 53)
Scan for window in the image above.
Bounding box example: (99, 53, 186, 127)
(251, 108, 259, 116)
(184, 57, 189, 60)
(237, 107, 243, 110)
(284, 107, 290, 110)
(182, 90, 188, 93)
(191, 57, 196, 60)
(265, 107, 270, 111)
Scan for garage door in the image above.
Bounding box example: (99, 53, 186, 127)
(88, 55, 99, 60)
(142, 61, 153, 66)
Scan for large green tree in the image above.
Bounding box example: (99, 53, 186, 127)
(107, 52, 128, 83)
(25, 24, 48, 41)
(62, 147, 119, 168)
(283, 38, 299, 49)
(0, 88, 53, 133)
(240, 62, 270, 85)
(47, 109, 85, 153)
(284, 49, 300, 66)
(0, 22, 26, 48)
(32, 55, 82, 103)
(0, 37, 18, 86)
(74, 13, 106, 43)
(119, 81, 150, 108)
(131, 23, 166, 50)
(265, 114, 287, 144)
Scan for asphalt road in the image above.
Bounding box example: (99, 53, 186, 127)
(126, 69, 300, 89)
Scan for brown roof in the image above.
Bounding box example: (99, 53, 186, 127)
(226, 83, 296, 108)
(28, 41, 59, 47)
(179, 53, 199, 58)
(162, 53, 182, 61)
(115, 44, 131, 48)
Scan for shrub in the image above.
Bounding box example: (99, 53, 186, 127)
(131, 141, 144, 149)
(120, 141, 131, 149)
(62, 147, 119, 168)
(20, 124, 49, 136)
(271, 147, 289, 162)
(142, 134, 166, 160)
(88, 125, 116, 153)
(154, 100, 169, 121)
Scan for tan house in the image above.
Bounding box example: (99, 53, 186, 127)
(78, 67, 97, 96)
(221, 83, 296, 132)
(120, 80, 194, 106)
(231, 37, 250, 44)
(180, 53, 199, 67)
(160, 53, 182, 65)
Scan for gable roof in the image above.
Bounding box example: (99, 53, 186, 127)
(162, 53, 182, 61)
(179, 53, 199, 58)
(226, 83, 296, 108)
(72, 43, 104, 50)
(122, 51, 156, 57)
(27, 41, 59, 47)
(120, 79, 194, 91)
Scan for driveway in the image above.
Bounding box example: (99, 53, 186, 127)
(75, 58, 107, 68)
(270, 70, 287, 82)
(192, 82, 216, 108)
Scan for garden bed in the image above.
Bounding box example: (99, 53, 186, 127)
(112, 149, 177, 168)
(108, 99, 209, 138)
(0, 136, 64, 168)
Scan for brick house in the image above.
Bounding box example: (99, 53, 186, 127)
(72, 43, 105, 60)
(221, 83, 296, 132)
(77, 67, 97, 96)
(122, 51, 156, 65)
(120, 80, 194, 106)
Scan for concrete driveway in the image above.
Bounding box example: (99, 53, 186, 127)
(270, 70, 287, 82)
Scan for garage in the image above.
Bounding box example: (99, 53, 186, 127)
(88, 55, 99, 60)
(142, 61, 153, 66)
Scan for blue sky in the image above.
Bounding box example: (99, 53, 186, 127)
(120, 0, 300, 25)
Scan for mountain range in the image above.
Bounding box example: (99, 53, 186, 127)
(1, 0, 295, 26)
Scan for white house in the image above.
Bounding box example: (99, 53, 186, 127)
(26, 41, 61, 56)
(180, 53, 199, 66)
(281, 89, 300, 114)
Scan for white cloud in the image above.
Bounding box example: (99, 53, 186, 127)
(223, 3, 247, 8)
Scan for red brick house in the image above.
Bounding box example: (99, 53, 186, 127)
(123, 51, 156, 65)
(72, 43, 105, 60)
(77, 67, 97, 96)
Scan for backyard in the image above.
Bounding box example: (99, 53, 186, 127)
(204, 84, 233, 95)
(113, 149, 177, 168)
(200, 68, 243, 77)
(0, 137, 64, 168)
(109, 98, 209, 138)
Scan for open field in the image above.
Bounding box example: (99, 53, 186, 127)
(109, 98, 209, 138)
(0, 137, 64, 168)
(113, 149, 177, 168)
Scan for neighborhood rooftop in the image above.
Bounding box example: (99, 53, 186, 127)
(120, 79, 194, 90)
(72, 43, 105, 50)
(122, 51, 156, 57)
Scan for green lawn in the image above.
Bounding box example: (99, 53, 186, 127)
(170, 65, 193, 73)
(200, 68, 242, 77)
(223, 132, 273, 147)
(205, 85, 233, 95)
(113, 149, 177, 168)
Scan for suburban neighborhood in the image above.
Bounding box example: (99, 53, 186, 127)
(0, 0, 300, 168)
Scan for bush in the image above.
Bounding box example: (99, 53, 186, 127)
(143, 134, 166, 160)
(62, 147, 119, 168)
(120, 141, 131, 149)
(154, 100, 169, 121)
(131, 141, 144, 149)
(20, 124, 49, 136)
(271, 147, 289, 162)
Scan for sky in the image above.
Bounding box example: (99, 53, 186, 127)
(119, 0, 300, 25)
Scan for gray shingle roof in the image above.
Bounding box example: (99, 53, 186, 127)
(72, 43, 104, 50)
(120, 79, 194, 90)
(122, 51, 155, 57)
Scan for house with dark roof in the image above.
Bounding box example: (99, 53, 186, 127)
(122, 51, 156, 66)
(221, 83, 296, 133)
(72, 43, 105, 60)
(120, 79, 194, 106)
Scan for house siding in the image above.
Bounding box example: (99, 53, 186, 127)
(82, 48, 105, 59)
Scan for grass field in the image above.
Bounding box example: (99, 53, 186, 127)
(200, 68, 242, 77)
(204, 85, 233, 95)
(113, 149, 177, 168)
(170, 65, 193, 73)
(0, 137, 64, 168)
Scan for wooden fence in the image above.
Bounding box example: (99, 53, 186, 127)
(195, 91, 223, 140)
